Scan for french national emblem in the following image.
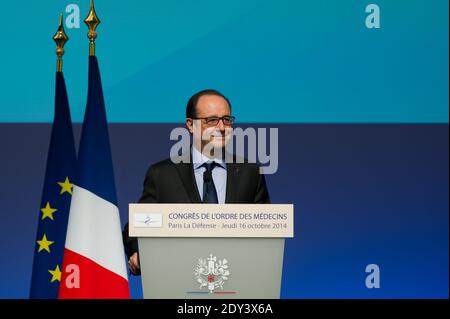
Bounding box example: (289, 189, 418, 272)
(194, 254, 230, 293)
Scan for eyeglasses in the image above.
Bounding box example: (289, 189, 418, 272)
(192, 116, 236, 126)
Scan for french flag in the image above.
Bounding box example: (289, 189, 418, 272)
(59, 56, 130, 298)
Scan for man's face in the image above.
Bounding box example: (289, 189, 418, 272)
(187, 94, 233, 152)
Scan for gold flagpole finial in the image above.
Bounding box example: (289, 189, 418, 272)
(84, 0, 101, 56)
(53, 14, 69, 72)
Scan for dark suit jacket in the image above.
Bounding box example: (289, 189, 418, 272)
(122, 156, 270, 260)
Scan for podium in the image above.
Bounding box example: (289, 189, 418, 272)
(129, 204, 294, 299)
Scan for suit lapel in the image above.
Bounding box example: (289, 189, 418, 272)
(176, 162, 202, 203)
(177, 149, 238, 204)
(225, 162, 238, 203)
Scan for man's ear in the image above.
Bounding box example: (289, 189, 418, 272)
(186, 118, 194, 134)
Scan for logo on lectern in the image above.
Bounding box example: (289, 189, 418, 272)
(194, 253, 230, 293)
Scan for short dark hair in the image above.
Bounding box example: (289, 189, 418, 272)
(186, 89, 232, 118)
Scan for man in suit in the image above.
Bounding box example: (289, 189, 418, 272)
(123, 89, 270, 275)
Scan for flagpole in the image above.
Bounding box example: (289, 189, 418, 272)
(59, 0, 130, 299)
(30, 13, 76, 298)
(53, 14, 68, 72)
(85, 0, 100, 56)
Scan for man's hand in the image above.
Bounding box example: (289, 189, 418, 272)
(128, 252, 140, 275)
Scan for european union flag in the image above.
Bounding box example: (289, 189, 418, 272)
(29, 71, 76, 298)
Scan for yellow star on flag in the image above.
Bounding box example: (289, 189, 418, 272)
(48, 265, 61, 283)
(58, 177, 73, 195)
(40, 202, 57, 220)
(36, 234, 54, 253)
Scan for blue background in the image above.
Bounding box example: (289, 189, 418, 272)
(0, 0, 448, 123)
(0, 0, 448, 298)
(0, 124, 448, 298)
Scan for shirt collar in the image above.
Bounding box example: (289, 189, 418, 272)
(192, 145, 226, 170)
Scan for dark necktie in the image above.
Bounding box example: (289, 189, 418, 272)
(202, 162, 218, 203)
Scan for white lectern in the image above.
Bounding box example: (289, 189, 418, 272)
(129, 204, 294, 299)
